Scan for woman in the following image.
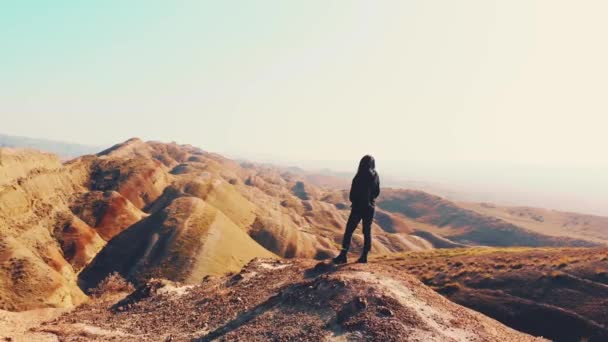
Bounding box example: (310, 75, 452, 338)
(333, 155, 380, 264)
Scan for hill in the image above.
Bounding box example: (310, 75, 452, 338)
(79, 197, 275, 289)
(0, 148, 101, 311)
(29, 258, 545, 341)
(376, 189, 600, 248)
(377, 247, 608, 342)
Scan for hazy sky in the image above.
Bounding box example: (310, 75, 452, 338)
(2, 1, 607, 214)
(2, 1, 606, 165)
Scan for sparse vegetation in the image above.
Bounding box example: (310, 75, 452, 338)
(549, 270, 564, 279)
(379, 247, 608, 342)
(438, 282, 462, 294)
(552, 256, 578, 269)
(89, 272, 134, 298)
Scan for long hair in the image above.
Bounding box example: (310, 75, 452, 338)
(356, 155, 376, 178)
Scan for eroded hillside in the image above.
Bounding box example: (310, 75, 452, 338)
(34, 258, 546, 341)
(0, 148, 98, 310)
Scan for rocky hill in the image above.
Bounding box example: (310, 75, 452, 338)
(30, 258, 546, 341)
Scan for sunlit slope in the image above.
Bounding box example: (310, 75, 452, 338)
(0, 149, 99, 310)
(79, 197, 275, 289)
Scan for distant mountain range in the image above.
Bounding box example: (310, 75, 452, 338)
(0, 133, 103, 158)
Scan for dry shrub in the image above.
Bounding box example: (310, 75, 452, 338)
(452, 261, 464, 267)
(454, 269, 467, 278)
(421, 274, 435, 284)
(549, 270, 564, 279)
(439, 282, 462, 294)
(90, 272, 135, 298)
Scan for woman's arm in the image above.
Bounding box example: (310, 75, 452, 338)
(373, 174, 380, 199)
(349, 178, 356, 203)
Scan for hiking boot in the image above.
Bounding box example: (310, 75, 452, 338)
(357, 254, 368, 264)
(333, 250, 348, 264)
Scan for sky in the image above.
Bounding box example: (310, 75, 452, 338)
(1, 1, 607, 214)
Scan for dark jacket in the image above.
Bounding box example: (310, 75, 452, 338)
(349, 155, 380, 210)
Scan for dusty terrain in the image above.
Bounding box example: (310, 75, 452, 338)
(27, 258, 546, 341)
(378, 247, 608, 342)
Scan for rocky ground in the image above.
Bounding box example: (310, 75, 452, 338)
(19, 258, 547, 342)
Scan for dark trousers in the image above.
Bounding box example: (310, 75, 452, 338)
(341, 206, 374, 254)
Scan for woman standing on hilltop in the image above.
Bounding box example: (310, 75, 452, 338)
(333, 155, 380, 264)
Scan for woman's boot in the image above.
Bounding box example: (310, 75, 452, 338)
(357, 253, 368, 264)
(333, 249, 348, 264)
